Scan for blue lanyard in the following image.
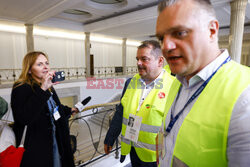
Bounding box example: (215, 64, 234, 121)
(48, 96, 56, 110)
(166, 56, 231, 134)
(47, 95, 59, 116)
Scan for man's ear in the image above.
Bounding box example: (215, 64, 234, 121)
(158, 56, 164, 67)
(209, 20, 219, 42)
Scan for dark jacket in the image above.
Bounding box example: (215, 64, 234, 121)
(104, 78, 131, 147)
(11, 83, 75, 167)
(0, 96, 8, 119)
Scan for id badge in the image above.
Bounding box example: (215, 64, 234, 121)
(53, 106, 61, 121)
(156, 122, 166, 165)
(124, 114, 142, 143)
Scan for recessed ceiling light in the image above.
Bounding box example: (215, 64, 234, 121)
(63, 9, 90, 15)
(90, 0, 125, 4)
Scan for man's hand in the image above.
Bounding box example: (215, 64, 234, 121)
(104, 144, 112, 154)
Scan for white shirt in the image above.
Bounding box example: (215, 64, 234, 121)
(137, 70, 165, 111)
(160, 50, 250, 167)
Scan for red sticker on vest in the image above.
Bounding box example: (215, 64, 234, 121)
(158, 92, 165, 99)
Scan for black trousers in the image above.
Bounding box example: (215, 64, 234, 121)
(129, 147, 157, 167)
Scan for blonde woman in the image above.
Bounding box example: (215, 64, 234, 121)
(11, 51, 77, 167)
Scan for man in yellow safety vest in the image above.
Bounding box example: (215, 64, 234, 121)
(156, 0, 250, 166)
(104, 40, 174, 166)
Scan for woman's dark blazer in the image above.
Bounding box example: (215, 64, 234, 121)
(11, 83, 75, 167)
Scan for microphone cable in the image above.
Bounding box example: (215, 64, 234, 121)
(70, 107, 117, 165)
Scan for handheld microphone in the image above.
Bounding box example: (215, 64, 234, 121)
(75, 96, 92, 112)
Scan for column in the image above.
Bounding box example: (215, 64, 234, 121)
(25, 24, 34, 52)
(85, 32, 91, 77)
(240, 53, 247, 65)
(248, 46, 250, 66)
(122, 38, 127, 75)
(228, 0, 248, 63)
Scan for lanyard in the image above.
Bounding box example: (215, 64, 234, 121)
(48, 97, 56, 110)
(165, 56, 231, 134)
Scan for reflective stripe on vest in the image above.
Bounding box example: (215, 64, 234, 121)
(123, 117, 161, 133)
(121, 135, 156, 151)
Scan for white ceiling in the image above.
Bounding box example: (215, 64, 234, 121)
(0, 0, 249, 41)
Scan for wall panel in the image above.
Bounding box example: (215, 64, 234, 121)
(126, 45, 137, 66)
(91, 41, 122, 67)
(0, 31, 138, 70)
(34, 35, 85, 68)
(0, 32, 26, 69)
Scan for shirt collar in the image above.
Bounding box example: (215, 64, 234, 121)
(177, 49, 229, 87)
(139, 69, 165, 87)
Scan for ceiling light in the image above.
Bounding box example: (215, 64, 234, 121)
(90, 0, 125, 4)
(34, 28, 85, 40)
(63, 9, 91, 16)
(0, 24, 25, 34)
(90, 36, 122, 44)
(0, 22, 140, 46)
(90, 34, 140, 46)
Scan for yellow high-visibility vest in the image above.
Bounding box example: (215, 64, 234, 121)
(121, 69, 174, 162)
(163, 61, 250, 166)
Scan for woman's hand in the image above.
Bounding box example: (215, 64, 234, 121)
(71, 107, 79, 116)
(40, 70, 57, 91)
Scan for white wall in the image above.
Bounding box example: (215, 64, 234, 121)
(34, 35, 85, 68)
(0, 31, 26, 69)
(126, 45, 137, 67)
(0, 31, 86, 69)
(0, 31, 138, 70)
(90, 41, 137, 68)
(91, 41, 122, 67)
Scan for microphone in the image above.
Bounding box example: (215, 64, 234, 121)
(75, 96, 91, 112)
